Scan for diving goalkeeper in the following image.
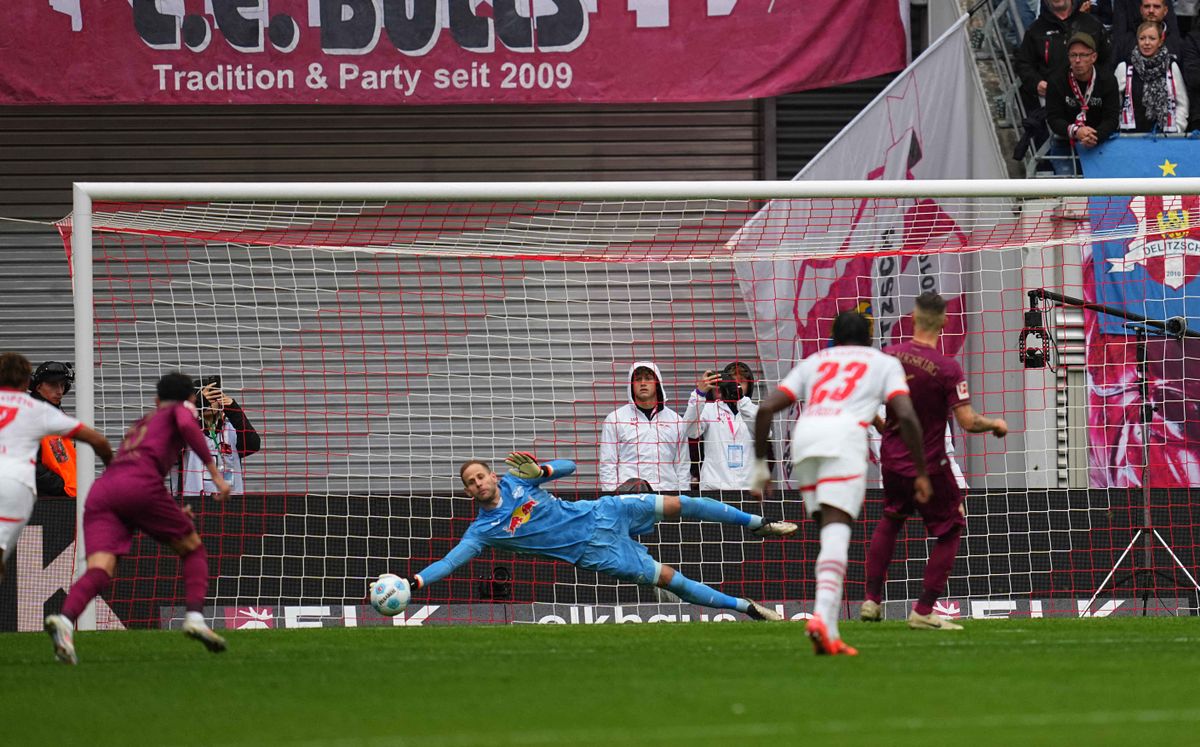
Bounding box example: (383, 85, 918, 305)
(400, 452, 797, 620)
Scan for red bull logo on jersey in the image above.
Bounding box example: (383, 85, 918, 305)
(506, 499, 538, 534)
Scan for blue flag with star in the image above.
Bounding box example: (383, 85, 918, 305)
(1078, 135, 1200, 335)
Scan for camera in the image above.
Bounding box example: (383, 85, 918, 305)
(192, 375, 221, 391)
(717, 379, 742, 402)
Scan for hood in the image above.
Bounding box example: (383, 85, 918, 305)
(626, 360, 666, 412)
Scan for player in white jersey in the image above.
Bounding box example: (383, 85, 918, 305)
(750, 310, 930, 656)
(0, 353, 112, 582)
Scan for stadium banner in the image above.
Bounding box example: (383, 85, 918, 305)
(0, 1, 908, 106)
(1078, 137, 1200, 488)
(162, 597, 1189, 629)
(728, 15, 1008, 486)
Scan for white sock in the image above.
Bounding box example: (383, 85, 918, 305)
(815, 522, 852, 640)
(185, 611, 207, 627)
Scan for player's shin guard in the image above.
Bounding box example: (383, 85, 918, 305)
(665, 571, 745, 612)
(815, 522, 852, 640)
(915, 525, 962, 616)
(61, 567, 112, 622)
(181, 546, 210, 613)
(678, 495, 757, 528)
(865, 515, 904, 604)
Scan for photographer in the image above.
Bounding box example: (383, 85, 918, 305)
(29, 361, 78, 497)
(682, 362, 760, 491)
(179, 377, 261, 497)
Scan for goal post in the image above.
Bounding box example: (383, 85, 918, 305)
(61, 178, 1200, 629)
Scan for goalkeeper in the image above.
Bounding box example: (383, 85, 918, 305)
(401, 452, 797, 620)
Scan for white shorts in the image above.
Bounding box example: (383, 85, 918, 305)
(791, 416, 869, 519)
(0, 477, 36, 563)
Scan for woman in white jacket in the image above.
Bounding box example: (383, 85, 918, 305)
(1116, 21, 1189, 133)
(598, 361, 690, 492)
(682, 362, 759, 490)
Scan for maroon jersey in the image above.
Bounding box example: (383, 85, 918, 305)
(101, 402, 212, 483)
(879, 340, 969, 477)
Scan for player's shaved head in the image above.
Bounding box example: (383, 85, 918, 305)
(913, 292, 948, 333)
(832, 309, 872, 346)
(0, 352, 32, 389)
(459, 459, 492, 483)
(157, 371, 195, 402)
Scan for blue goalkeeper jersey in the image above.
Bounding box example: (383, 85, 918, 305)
(415, 460, 597, 587)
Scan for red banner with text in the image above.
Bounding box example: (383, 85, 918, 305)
(1, 1, 908, 106)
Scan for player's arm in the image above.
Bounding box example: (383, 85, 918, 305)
(72, 425, 114, 466)
(888, 394, 931, 502)
(406, 537, 484, 591)
(750, 387, 794, 495)
(173, 405, 231, 501)
(598, 415, 619, 491)
(505, 452, 576, 485)
(952, 404, 1008, 438)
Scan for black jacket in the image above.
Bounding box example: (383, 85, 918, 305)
(1015, 10, 1111, 104)
(1046, 69, 1122, 142)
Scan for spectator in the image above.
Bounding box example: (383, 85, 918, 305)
(1176, 15, 1200, 123)
(682, 362, 759, 491)
(1015, 0, 1111, 115)
(28, 361, 77, 497)
(1116, 21, 1190, 131)
(599, 361, 689, 493)
(1113, 0, 1182, 61)
(1047, 32, 1121, 172)
(179, 379, 261, 496)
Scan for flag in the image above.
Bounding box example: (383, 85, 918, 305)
(1078, 136, 1200, 487)
(729, 15, 1009, 486)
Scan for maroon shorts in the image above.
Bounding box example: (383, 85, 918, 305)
(83, 474, 196, 556)
(881, 468, 965, 537)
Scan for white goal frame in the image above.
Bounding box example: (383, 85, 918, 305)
(69, 177, 1200, 628)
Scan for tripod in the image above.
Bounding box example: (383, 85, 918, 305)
(1082, 324, 1200, 616)
(1024, 290, 1200, 616)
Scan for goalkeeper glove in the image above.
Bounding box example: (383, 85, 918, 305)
(749, 458, 772, 493)
(505, 451, 544, 479)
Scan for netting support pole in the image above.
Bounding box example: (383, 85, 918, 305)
(71, 184, 97, 632)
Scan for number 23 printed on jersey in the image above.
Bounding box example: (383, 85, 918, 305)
(810, 361, 867, 404)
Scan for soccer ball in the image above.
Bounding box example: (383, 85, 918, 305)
(370, 574, 411, 616)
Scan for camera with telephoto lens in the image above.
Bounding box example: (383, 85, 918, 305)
(717, 379, 742, 403)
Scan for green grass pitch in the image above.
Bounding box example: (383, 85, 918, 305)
(4, 617, 1199, 746)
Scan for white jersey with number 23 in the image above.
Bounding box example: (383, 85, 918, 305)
(777, 346, 909, 460)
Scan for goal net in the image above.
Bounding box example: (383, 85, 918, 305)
(56, 180, 1200, 629)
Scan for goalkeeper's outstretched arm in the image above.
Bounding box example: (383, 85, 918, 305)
(408, 537, 484, 591)
(505, 451, 577, 485)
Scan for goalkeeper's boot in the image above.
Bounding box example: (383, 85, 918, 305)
(745, 600, 783, 621)
(752, 519, 799, 538)
(183, 618, 228, 653)
(907, 610, 963, 631)
(805, 613, 838, 656)
(44, 614, 78, 665)
(859, 599, 883, 622)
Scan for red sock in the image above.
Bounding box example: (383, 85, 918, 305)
(181, 546, 210, 613)
(62, 567, 112, 622)
(915, 526, 962, 615)
(865, 516, 903, 604)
